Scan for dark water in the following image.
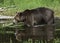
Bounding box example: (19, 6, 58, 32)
(0, 17, 60, 43)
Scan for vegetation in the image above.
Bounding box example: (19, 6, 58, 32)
(0, 0, 60, 43)
(0, 0, 60, 16)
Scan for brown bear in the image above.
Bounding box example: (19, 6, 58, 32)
(14, 7, 54, 43)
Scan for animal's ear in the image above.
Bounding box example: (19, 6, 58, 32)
(23, 9, 30, 15)
(16, 12, 18, 13)
(23, 9, 30, 13)
(16, 12, 17, 13)
(25, 9, 30, 11)
(19, 12, 23, 16)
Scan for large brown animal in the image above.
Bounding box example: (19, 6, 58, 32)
(13, 7, 54, 25)
(13, 7, 54, 43)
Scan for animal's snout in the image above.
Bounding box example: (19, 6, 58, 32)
(14, 32, 22, 41)
(13, 19, 18, 24)
(14, 32, 17, 36)
(16, 34, 22, 41)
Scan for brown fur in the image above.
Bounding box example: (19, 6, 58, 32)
(14, 7, 54, 26)
(14, 7, 54, 43)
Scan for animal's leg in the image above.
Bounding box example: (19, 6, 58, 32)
(42, 39, 45, 43)
(32, 39, 35, 43)
(38, 39, 41, 43)
(46, 39, 55, 43)
(35, 40, 39, 43)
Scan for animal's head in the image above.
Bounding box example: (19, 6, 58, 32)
(15, 29, 25, 41)
(15, 33, 22, 41)
(13, 12, 25, 24)
(13, 9, 30, 24)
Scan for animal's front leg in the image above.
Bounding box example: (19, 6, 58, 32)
(32, 39, 35, 43)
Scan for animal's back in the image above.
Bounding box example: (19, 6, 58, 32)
(29, 7, 54, 25)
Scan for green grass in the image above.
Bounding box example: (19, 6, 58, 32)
(0, 0, 60, 43)
(0, 0, 60, 16)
